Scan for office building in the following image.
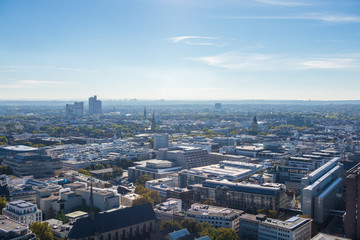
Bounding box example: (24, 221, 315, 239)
(187, 203, 243, 232)
(2, 200, 42, 226)
(239, 214, 312, 240)
(344, 163, 360, 239)
(153, 134, 169, 150)
(3, 153, 61, 178)
(178, 161, 263, 188)
(66, 102, 84, 119)
(157, 146, 211, 169)
(88, 95, 102, 115)
(191, 179, 287, 213)
(0, 215, 36, 240)
(301, 157, 343, 223)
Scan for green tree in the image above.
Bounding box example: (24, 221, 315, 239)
(199, 222, 218, 240)
(0, 165, 12, 175)
(134, 185, 150, 195)
(112, 166, 123, 178)
(0, 136, 8, 145)
(132, 194, 154, 207)
(216, 227, 239, 240)
(93, 164, 105, 170)
(181, 218, 200, 234)
(202, 197, 214, 206)
(57, 210, 69, 223)
(0, 197, 8, 214)
(77, 169, 91, 176)
(29, 222, 54, 240)
(135, 174, 153, 186)
(148, 190, 161, 205)
(160, 220, 183, 230)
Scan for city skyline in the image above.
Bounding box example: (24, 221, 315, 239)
(1, 0, 360, 100)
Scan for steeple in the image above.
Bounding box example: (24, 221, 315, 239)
(151, 111, 156, 132)
(144, 106, 147, 120)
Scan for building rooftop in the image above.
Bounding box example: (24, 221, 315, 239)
(0, 215, 28, 233)
(0, 145, 38, 151)
(65, 211, 88, 219)
(8, 200, 35, 208)
(188, 203, 243, 218)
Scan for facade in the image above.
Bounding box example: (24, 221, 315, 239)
(66, 102, 84, 119)
(2, 200, 42, 226)
(3, 152, 61, 178)
(157, 146, 211, 169)
(154, 198, 183, 222)
(0, 215, 36, 240)
(67, 204, 157, 240)
(88, 95, 102, 115)
(153, 134, 169, 150)
(239, 214, 312, 240)
(344, 163, 360, 239)
(191, 179, 287, 213)
(301, 157, 343, 223)
(187, 203, 243, 232)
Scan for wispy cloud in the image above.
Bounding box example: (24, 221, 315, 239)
(227, 13, 360, 23)
(190, 52, 360, 71)
(252, 0, 310, 6)
(0, 80, 74, 89)
(168, 36, 225, 47)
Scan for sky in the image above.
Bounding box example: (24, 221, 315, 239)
(0, 0, 360, 101)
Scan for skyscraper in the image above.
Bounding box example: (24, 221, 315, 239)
(66, 102, 84, 119)
(88, 95, 102, 115)
(345, 163, 360, 239)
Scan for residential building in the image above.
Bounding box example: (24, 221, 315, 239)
(88, 95, 102, 115)
(66, 102, 84, 119)
(2, 200, 42, 226)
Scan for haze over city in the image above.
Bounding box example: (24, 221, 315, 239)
(1, 0, 360, 100)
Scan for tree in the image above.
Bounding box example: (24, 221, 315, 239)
(135, 174, 153, 186)
(112, 166, 123, 178)
(160, 220, 183, 231)
(202, 197, 214, 206)
(148, 190, 161, 205)
(0, 136, 8, 145)
(77, 169, 91, 176)
(0, 165, 12, 175)
(132, 194, 154, 207)
(93, 164, 105, 170)
(199, 222, 218, 240)
(134, 185, 150, 195)
(57, 210, 68, 223)
(0, 197, 8, 214)
(29, 222, 54, 240)
(216, 227, 239, 240)
(181, 218, 200, 234)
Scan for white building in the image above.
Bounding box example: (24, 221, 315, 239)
(153, 134, 169, 150)
(2, 200, 42, 226)
(187, 203, 243, 232)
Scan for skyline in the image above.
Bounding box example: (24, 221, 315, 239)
(1, 0, 360, 100)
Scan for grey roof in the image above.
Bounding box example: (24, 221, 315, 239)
(67, 204, 156, 239)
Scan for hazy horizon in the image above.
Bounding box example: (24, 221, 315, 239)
(1, 0, 360, 100)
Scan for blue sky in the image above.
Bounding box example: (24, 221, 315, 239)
(0, 0, 359, 100)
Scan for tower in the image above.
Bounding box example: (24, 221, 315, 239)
(252, 116, 258, 133)
(89, 95, 102, 115)
(89, 177, 95, 220)
(144, 106, 147, 120)
(151, 111, 156, 132)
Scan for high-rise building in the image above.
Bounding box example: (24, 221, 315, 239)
(88, 95, 102, 115)
(153, 134, 169, 150)
(2, 200, 42, 226)
(66, 102, 84, 119)
(252, 116, 258, 133)
(344, 163, 360, 239)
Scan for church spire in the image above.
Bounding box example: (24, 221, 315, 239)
(89, 177, 94, 220)
(151, 111, 156, 132)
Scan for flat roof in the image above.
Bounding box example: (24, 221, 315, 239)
(1, 145, 38, 151)
(0, 215, 28, 232)
(65, 211, 88, 219)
